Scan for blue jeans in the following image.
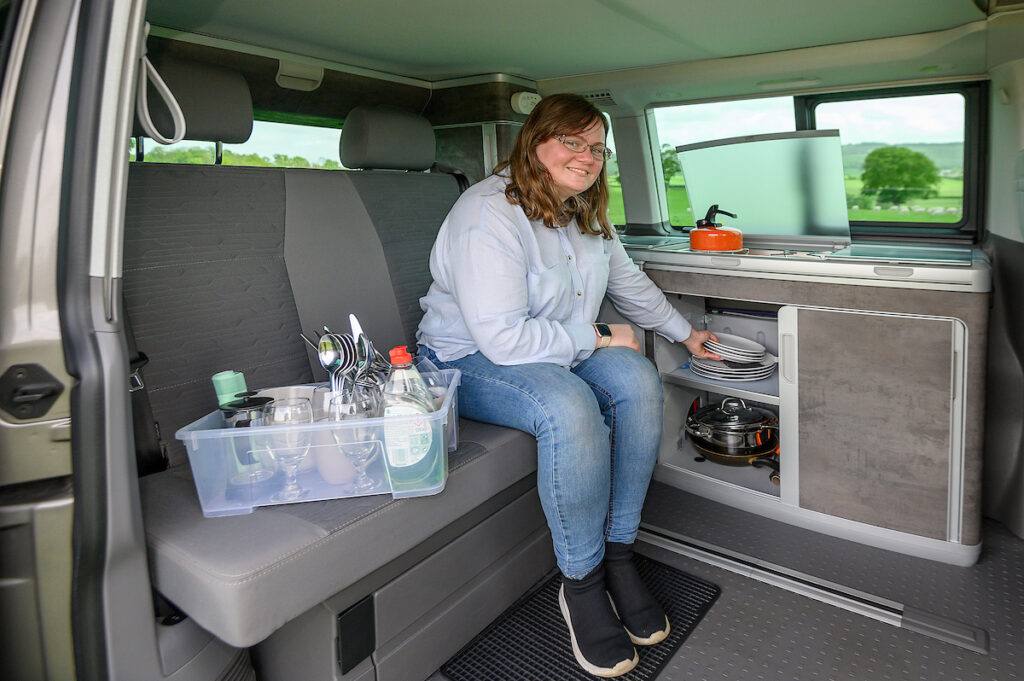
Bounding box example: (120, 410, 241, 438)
(422, 346, 663, 579)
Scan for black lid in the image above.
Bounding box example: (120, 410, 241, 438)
(219, 395, 273, 414)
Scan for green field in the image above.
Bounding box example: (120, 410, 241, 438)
(607, 175, 962, 227)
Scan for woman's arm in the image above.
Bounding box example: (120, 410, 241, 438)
(602, 237, 722, 359)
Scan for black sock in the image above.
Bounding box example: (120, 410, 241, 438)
(604, 542, 670, 643)
(560, 564, 637, 674)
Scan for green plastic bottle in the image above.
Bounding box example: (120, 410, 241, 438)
(381, 346, 441, 494)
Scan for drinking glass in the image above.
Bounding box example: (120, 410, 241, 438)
(412, 353, 447, 411)
(311, 384, 333, 421)
(262, 397, 314, 502)
(328, 385, 382, 493)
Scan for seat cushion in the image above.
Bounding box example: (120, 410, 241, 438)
(139, 419, 537, 647)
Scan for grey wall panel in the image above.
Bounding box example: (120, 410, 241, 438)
(496, 122, 522, 167)
(645, 268, 988, 545)
(282, 169, 406, 379)
(424, 82, 532, 127)
(148, 37, 430, 127)
(435, 126, 486, 184)
(983, 234, 1024, 539)
(796, 309, 952, 539)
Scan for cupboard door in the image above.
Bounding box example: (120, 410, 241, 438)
(781, 307, 961, 540)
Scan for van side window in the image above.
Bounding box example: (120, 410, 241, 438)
(651, 97, 796, 227)
(605, 126, 624, 226)
(223, 119, 343, 169)
(800, 84, 983, 237)
(136, 119, 343, 168)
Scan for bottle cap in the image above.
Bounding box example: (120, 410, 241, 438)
(389, 346, 413, 364)
(212, 370, 248, 408)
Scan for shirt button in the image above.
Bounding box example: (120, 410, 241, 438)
(568, 255, 573, 260)
(576, 291, 583, 296)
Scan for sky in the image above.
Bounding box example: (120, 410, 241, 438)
(225, 121, 343, 163)
(651, 93, 965, 149)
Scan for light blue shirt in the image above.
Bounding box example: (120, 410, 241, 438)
(417, 174, 693, 367)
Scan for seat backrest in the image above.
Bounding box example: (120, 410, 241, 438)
(124, 60, 313, 466)
(341, 106, 462, 347)
(125, 77, 462, 465)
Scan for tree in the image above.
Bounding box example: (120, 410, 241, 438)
(660, 144, 681, 191)
(860, 146, 939, 206)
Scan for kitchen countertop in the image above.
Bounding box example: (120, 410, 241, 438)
(620, 235, 991, 293)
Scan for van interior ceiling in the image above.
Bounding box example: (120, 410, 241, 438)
(3, 1, 1024, 680)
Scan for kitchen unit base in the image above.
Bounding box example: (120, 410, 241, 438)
(651, 464, 981, 566)
(648, 274, 984, 565)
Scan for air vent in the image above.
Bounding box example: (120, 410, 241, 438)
(581, 91, 617, 107)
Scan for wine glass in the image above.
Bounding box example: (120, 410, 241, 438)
(262, 397, 314, 502)
(328, 385, 382, 493)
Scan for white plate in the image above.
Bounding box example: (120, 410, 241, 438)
(704, 341, 763, 356)
(705, 332, 767, 355)
(692, 354, 776, 371)
(690, 369, 776, 382)
(708, 351, 765, 364)
(703, 345, 764, 360)
(689, 364, 776, 382)
(689, 363, 776, 379)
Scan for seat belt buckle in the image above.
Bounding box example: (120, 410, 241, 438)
(129, 351, 149, 392)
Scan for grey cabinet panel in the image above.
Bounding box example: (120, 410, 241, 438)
(646, 268, 986, 545)
(795, 309, 953, 539)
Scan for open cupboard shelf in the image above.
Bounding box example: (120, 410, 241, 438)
(661, 365, 779, 405)
(662, 434, 781, 497)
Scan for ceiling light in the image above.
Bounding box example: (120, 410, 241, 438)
(755, 77, 821, 91)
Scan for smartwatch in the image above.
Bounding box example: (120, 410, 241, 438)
(593, 323, 612, 349)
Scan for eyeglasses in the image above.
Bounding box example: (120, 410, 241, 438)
(553, 134, 613, 161)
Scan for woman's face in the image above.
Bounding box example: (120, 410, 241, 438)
(534, 118, 605, 201)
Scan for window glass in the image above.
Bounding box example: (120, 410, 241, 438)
(224, 120, 342, 169)
(652, 97, 796, 226)
(139, 120, 342, 168)
(604, 125, 624, 226)
(815, 94, 965, 224)
(140, 138, 215, 164)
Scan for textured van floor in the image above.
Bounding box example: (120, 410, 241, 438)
(634, 482, 1024, 681)
(431, 482, 1024, 681)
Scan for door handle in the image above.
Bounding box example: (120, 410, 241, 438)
(780, 334, 796, 383)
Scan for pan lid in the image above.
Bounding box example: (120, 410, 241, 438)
(688, 397, 775, 431)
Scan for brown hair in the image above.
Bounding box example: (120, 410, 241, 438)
(495, 93, 614, 239)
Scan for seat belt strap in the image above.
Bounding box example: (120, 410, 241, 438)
(124, 307, 168, 476)
(430, 162, 470, 193)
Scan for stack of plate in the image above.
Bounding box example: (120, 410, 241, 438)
(690, 332, 777, 382)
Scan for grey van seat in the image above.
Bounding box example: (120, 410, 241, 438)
(139, 420, 536, 647)
(128, 85, 544, 651)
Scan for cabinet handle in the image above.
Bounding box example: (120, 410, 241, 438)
(781, 334, 796, 383)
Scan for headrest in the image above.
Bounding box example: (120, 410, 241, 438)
(133, 56, 253, 144)
(340, 106, 435, 171)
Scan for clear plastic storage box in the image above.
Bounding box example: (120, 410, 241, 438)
(176, 369, 461, 517)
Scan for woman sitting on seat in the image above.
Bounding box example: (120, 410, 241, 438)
(417, 93, 720, 678)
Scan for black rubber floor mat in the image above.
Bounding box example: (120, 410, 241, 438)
(441, 554, 720, 681)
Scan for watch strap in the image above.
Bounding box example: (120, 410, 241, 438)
(593, 323, 612, 349)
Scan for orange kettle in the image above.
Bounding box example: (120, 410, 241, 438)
(690, 205, 741, 252)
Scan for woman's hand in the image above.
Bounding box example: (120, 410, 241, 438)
(606, 323, 642, 353)
(682, 329, 723, 360)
